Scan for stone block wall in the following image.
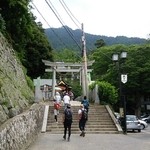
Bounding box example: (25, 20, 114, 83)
(0, 103, 45, 150)
(0, 32, 34, 124)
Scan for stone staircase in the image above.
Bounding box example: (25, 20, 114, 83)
(46, 103, 121, 134)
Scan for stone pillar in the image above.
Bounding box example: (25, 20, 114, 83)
(51, 67, 56, 100)
(35, 77, 43, 102)
(94, 84, 100, 104)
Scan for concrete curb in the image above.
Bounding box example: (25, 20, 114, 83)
(41, 105, 49, 133)
(105, 105, 123, 133)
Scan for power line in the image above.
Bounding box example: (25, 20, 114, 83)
(45, 0, 82, 51)
(58, 0, 92, 54)
(31, 1, 82, 60)
(59, 0, 81, 29)
(47, 0, 73, 37)
(31, 1, 69, 50)
(62, 0, 81, 26)
(59, 0, 94, 55)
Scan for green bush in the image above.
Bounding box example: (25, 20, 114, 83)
(89, 81, 118, 105)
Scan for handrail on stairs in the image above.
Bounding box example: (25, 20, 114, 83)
(105, 105, 123, 133)
(41, 105, 49, 133)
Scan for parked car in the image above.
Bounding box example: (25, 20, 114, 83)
(140, 114, 150, 119)
(138, 119, 148, 129)
(114, 112, 120, 119)
(126, 115, 141, 132)
(114, 112, 121, 124)
(141, 115, 150, 123)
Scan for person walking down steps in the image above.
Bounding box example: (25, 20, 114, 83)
(62, 104, 73, 142)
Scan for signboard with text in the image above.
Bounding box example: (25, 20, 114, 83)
(121, 74, 127, 84)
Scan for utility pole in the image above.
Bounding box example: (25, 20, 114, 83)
(81, 23, 88, 98)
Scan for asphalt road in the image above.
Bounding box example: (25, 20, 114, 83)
(27, 124, 150, 150)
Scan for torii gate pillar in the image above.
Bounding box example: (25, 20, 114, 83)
(51, 67, 56, 100)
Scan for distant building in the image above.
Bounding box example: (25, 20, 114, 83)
(33, 78, 56, 101)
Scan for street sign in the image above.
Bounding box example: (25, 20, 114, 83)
(121, 74, 127, 83)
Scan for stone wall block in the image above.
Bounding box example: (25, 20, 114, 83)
(0, 103, 45, 150)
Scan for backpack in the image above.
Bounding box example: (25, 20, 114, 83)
(65, 109, 72, 121)
(82, 100, 89, 109)
(54, 103, 60, 110)
(81, 109, 88, 120)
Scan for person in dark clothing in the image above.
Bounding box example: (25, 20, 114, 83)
(62, 104, 73, 141)
(78, 104, 87, 137)
(81, 96, 89, 113)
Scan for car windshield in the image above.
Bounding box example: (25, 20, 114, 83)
(126, 115, 136, 121)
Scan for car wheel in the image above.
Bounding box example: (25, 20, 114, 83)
(141, 124, 145, 130)
(138, 129, 141, 132)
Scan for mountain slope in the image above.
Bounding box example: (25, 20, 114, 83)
(45, 26, 147, 51)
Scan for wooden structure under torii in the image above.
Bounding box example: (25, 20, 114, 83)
(42, 60, 94, 98)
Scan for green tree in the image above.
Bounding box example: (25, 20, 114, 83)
(0, 13, 6, 32)
(53, 48, 81, 62)
(123, 45, 150, 115)
(94, 39, 106, 48)
(0, 0, 53, 79)
(91, 44, 150, 116)
(89, 81, 118, 105)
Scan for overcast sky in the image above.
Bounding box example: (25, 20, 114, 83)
(31, 0, 150, 39)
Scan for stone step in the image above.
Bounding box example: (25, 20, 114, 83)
(48, 110, 108, 114)
(46, 126, 118, 131)
(47, 124, 116, 129)
(46, 104, 119, 134)
(47, 119, 114, 124)
(48, 116, 112, 119)
(46, 130, 119, 134)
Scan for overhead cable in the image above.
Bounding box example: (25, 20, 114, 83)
(59, 0, 92, 54)
(45, 0, 82, 51)
(59, 0, 81, 29)
(31, 1, 69, 49)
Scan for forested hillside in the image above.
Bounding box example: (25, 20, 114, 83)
(0, 0, 53, 79)
(45, 26, 147, 51)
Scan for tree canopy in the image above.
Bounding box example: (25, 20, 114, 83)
(91, 44, 150, 115)
(0, 0, 53, 79)
(89, 81, 118, 105)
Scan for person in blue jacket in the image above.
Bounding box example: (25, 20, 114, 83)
(81, 96, 89, 113)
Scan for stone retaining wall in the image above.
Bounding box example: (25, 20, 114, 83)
(0, 32, 34, 124)
(0, 103, 45, 150)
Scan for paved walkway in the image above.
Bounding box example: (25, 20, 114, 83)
(27, 101, 150, 150)
(27, 132, 150, 150)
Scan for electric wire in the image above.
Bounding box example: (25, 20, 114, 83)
(45, 0, 82, 51)
(32, 1, 82, 60)
(59, 0, 91, 57)
(31, 1, 69, 50)
(47, 0, 80, 46)
(59, 0, 81, 29)
(61, 0, 81, 26)
(59, 0, 92, 55)
(47, 0, 67, 33)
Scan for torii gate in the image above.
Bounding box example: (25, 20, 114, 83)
(42, 60, 94, 99)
